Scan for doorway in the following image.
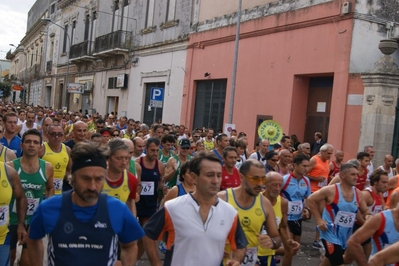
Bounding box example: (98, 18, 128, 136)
(143, 82, 165, 126)
(303, 77, 333, 144)
(107, 96, 119, 115)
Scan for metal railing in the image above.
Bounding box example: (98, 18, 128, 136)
(94, 30, 132, 53)
(70, 41, 94, 59)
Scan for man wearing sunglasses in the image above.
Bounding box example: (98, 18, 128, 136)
(218, 159, 281, 266)
(41, 124, 72, 195)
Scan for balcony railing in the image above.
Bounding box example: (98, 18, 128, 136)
(70, 41, 94, 59)
(94, 30, 132, 54)
(46, 61, 52, 72)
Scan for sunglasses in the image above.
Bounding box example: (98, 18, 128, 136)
(113, 134, 119, 137)
(181, 147, 190, 150)
(193, 135, 200, 138)
(245, 175, 267, 185)
(49, 132, 64, 137)
(270, 159, 278, 162)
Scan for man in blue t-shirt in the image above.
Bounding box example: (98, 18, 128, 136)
(1, 113, 22, 157)
(27, 142, 144, 266)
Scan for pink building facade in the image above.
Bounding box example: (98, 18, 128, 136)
(181, 0, 368, 158)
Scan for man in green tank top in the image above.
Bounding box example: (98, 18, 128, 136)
(8, 129, 54, 266)
(158, 134, 175, 167)
(164, 138, 192, 188)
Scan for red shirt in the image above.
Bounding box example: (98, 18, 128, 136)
(221, 166, 241, 191)
(356, 168, 368, 191)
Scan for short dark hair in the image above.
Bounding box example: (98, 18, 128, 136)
(293, 154, 310, 165)
(179, 161, 190, 182)
(281, 135, 291, 143)
(315, 132, 323, 138)
(340, 162, 358, 173)
(153, 124, 164, 132)
(189, 152, 221, 176)
(223, 146, 237, 158)
(22, 129, 42, 144)
(239, 160, 265, 175)
(146, 137, 160, 148)
(96, 119, 105, 124)
(356, 152, 370, 160)
(91, 133, 101, 140)
(234, 139, 247, 149)
(369, 168, 388, 186)
(216, 133, 227, 143)
(161, 134, 175, 144)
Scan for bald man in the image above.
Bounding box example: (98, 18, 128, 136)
(64, 121, 88, 150)
(249, 139, 270, 166)
(329, 150, 344, 181)
(379, 154, 395, 201)
(131, 137, 145, 161)
(278, 149, 292, 176)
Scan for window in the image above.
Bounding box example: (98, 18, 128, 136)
(71, 21, 76, 45)
(108, 77, 118, 89)
(193, 80, 227, 131)
(145, 0, 155, 28)
(62, 24, 69, 53)
(50, 3, 55, 14)
(123, 0, 129, 7)
(165, 0, 176, 22)
(84, 14, 90, 40)
(91, 11, 97, 41)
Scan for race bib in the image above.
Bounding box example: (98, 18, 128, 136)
(318, 179, 328, 188)
(373, 205, 383, 214)
(141, 181, 155, 196)
(0, 206, 9, 226)
(53, 179, 63, 191)
(27, 198, 40, 215)
(288, 201, 303, 215)
(242, 247, 258, 266)
(334, 211, 356, 228)
(13, 198, 40, 215)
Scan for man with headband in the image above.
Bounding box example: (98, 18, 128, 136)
(27, 142, 144, 266)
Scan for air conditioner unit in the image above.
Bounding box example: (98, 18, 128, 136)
(341, 2, 350, 15)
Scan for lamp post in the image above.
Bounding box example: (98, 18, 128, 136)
(42, 18, 71, 109)
(10, 44, 28, 103)
(228, 0, 242, 124)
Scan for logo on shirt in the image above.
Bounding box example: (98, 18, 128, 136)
(123, 185, 128, 192)
(94, 221, 107, 228)
(241, 216, 251, 227)
(220, 220, 225, 225)
(85, 159, 92, 163)
(64, 222, 74, 234)
(1, 180, 7, 188)
(300, 183, 307, 187)
(153, 172, 158, 176)
(79, 236, 87, 241)
(255, 208, 263, 216)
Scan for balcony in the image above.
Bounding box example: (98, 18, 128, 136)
(46, 61, 52, 73)
(70, 41, 95, 62)
(94, 30, 132, 56)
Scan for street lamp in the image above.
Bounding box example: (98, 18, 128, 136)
(10, 44, 28, 103)
(228, 0, 242, 124)
(42, 18, 71, 109)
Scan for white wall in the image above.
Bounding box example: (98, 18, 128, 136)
(127, 49, 187, 124)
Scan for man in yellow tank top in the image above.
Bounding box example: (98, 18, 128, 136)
(218, 159, 281, 266)
(0, 160, 27, 265)
(40, 125, 72, 195)
(307, 143, 333, 250)
(260, 172, 300, 266)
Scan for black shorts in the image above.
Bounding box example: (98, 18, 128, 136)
(10, 224, 29, 250)
(287, 219, 302, 236)
(137, 207, 157, 220)
(352, 223, 371, 245)
(321, 239, 344, 266)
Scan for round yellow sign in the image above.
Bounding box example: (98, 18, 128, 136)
(257, 120, 283, 144)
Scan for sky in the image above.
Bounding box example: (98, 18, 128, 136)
(0, 0, 36, 60)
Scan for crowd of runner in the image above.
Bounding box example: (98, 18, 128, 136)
(0, 102, 397, 266)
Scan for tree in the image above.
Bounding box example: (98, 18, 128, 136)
(0, 82, 12, 100)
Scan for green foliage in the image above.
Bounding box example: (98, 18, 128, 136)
(0, 82, 12, 99)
